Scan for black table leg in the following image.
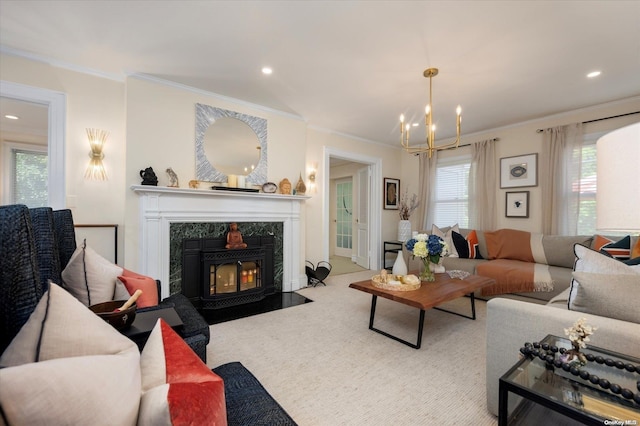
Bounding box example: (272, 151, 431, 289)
(368, 295, 426, 349)
(433, 293, 477, 320)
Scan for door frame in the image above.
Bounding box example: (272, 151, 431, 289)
(323, 147, 381, 270)
(1, 80, 66, 209)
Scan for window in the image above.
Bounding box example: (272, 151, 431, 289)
(575, 135, 598, 235)
(3, 142, 48, 207)
(433, 154, 471, 228)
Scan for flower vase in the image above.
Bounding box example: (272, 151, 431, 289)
(420, 259, 435, 282)
(398, 220, 411, 242)
(392, 251, 408, 275)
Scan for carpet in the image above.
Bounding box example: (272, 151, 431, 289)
(207, 270, 498, 425)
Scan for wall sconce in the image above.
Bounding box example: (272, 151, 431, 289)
(85, 128, 108, 180)
(307, 163, 317, 193)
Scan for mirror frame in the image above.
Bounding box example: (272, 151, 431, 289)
(195, 103, 267, 185)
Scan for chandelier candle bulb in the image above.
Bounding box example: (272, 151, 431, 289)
(228, 174, 237, 188)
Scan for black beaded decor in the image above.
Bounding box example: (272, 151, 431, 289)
(520, 342, 640, 406)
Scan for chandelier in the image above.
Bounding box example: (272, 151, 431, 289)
(400, 68, 462, 157)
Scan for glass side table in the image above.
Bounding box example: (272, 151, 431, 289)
(499, 334, 640, 426)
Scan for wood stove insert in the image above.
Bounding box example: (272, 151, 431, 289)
(182, 236, 275, 310)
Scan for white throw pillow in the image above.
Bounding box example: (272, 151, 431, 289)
(570, 244, 640, 308)
(570, 271, 640, 324)
(61, 241, 123, 306)
(0, 283, 141, 426)
(431, 224, 460, 257)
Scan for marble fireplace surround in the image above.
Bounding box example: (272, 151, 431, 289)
(132, 185, 309, 299)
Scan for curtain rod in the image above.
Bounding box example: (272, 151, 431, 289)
(535, 111, 640, 133)
(412, 137, 499, 156)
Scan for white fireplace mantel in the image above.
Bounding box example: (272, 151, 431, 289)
(132, 185, 309, 298)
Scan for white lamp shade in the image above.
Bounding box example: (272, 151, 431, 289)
(596, 122, 640, 232)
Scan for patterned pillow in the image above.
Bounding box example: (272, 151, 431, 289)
(138, 319, 227, 426)
(61, 241, 124, 306)
(451, 230, 483, 259)
(431, 224, 460, 257)
(0, 283, 141, 425)
(594, 235, 631, 260)
(569, 244, 640, 308)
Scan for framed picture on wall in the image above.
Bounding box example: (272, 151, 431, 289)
(505, 191, 530, 218)
(500, 153, 538, 188)
(383, 177, 399, 210)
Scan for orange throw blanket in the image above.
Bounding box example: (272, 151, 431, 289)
(476, 259, 554, 297)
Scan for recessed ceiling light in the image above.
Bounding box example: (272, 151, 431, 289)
(587, 71, 601, 78)
(4, 115, 19, 120)
(261, 67, 273, 75)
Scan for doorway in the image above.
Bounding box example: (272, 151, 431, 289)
(0, 81, 66, 209)
(323, 147, 382, 272)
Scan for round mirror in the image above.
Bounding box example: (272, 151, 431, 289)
(203, 117, 261, 176)
(195, 104, 267, 185)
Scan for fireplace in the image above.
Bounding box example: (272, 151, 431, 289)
(182, 235, 275, 309)
(132, 185, 308, 299)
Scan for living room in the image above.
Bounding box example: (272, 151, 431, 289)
(1, 2, 639, 425)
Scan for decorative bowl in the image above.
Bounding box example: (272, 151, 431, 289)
(89, 300, 137, 330)
(371, 274, 421, 291)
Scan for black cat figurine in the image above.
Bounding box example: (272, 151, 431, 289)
(140, 167, 158, 186)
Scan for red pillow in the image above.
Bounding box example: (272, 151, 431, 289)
(139, 320, 227, 426)
(117, 270, 159, 308)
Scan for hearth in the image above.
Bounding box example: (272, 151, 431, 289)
(182, 235, 275, 309)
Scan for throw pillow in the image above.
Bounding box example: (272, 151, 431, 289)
(117, 269, 159, 308)
(138, 319, 227, 426)
(569, 244, 640, 308)
(451, 230, 483, 259)
(0, 283, 141, 425)
(431, 224, 460, 257)
(632, 237, 640, 259)
(570, 271, 640, 324)
(594, 235, 631, 260)
(61, 240, 124, 306)
(484, 229, 535, 262)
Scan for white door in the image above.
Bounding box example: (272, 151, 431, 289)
(334, 178, 353, 257)
(355, 166, 370, 268)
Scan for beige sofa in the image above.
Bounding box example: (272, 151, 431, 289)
(484, 243, 640, 417)
(440, 228, 594, 303)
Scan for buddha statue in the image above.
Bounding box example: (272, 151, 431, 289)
(225, 222, 247, 249)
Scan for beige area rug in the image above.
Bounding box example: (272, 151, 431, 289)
(207, 270, 498, 425)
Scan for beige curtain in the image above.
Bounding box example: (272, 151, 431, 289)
(540, 123, 583, 235)
(417, 150, 438, 232)
(469, 140, 497, 230)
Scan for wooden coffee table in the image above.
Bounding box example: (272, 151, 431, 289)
(349, 273, 494, 349)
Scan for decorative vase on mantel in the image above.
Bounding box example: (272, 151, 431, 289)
(397, 220, 411, 242)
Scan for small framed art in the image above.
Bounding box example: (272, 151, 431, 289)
(505, 191, 529, 218)
(383, 177, 399, 210)
(500, 153, 538, 188)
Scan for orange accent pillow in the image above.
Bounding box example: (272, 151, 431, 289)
(632, 238, 640, 259)
(466, 230, 482, 259)
(139, 320, 227, 425)
(484, 229, 534, 262)
(117, 274, 159, 308)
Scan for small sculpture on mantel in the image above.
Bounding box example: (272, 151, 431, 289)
(166, 167, 179, 187)
(226, 222, 247, 249)
(295, 173, 306, 195)
(279, 178, 292, 195)
(140, 167, 158, 186)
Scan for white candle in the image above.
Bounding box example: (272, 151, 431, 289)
(237, 175, 246, 188)
(228, 174, 237, 188)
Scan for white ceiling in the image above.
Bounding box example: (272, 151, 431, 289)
(1, 1, 639, 146)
